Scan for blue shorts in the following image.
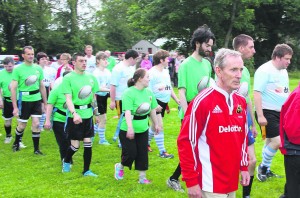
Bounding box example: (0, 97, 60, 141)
(247, 110, 255, 146)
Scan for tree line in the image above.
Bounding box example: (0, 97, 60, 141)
(1, 0, 300, 70)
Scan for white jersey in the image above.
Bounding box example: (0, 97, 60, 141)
(85, 55, 96, 73)
(148, 66, 172, 103)
(93, 67, 111, 96)
(43, 66, 57, 87)
(254, 60, 289, 112)
(110, 62, 135, 100)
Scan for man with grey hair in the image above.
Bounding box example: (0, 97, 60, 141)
(178, 48, 249, 198)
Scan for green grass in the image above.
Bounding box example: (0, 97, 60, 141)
(0, 78, 298, 197)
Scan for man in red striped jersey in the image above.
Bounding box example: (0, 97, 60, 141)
(178, 48, 249, 198)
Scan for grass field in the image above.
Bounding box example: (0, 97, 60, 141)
(0, 77, 299, 198)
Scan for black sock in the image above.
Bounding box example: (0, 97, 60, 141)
(243, 175, 254, 196)
(14, 128, 24, 145)
(64, 145, 78, 163)
(32, 132, 40, 151)
(5, 125, 12, 137)
(170, 163, 181, 181)
(83, 142, 92, 173)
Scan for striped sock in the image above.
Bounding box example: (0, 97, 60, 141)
(39, 113, 46, 129)
(148, 128, 154, 145)
(154, 131, 166, 153)
(262, 145, 277, 168)
(98, 128, 105, 141)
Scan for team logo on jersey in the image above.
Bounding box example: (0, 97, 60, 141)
(25, 75, 38, 86)
(219, 125, 242, 133)
(236, 105, 242, 114)
(212, 105, 222, 113)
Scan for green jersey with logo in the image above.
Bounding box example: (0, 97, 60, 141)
(62, 71, 99, 119)
(48, 84, 67, 122)
(178, 56, 212, 119)
(12, 63, 44, 101)
(120, 87, 158, 133)
(0, 70, 14, 101)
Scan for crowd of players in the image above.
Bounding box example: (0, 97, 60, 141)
(0, 24, 297, 197)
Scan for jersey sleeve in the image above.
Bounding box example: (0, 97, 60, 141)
(178, 62, 187, 89)
(177, 98, 207, 188)
(61, 75, 72, 95)
(48, 88, 58, 105)
(150, 91, 158, 109)
(121, 89, 134, 112)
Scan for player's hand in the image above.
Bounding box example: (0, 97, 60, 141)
(110, 102, 116, 110)
(95, 115, 100, 124)
(257, 115, 267, 126)
(73, 113, 82, 124)
(240, 171, 250, 186)
(44, 120, 52, 130)
(13, 108, 19, 117)
(126, 127, 134, 140)
(188, 185, 202, 198)
(154, 125, 161, 135)
(252, 124, 258, 138)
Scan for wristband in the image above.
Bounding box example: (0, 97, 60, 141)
(72, 111, 76, 115)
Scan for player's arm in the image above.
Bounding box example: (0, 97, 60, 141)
(124, 110, 134, 139)
(109, 85, 116, 110)
(92, 94, 100, 124)
(10, 80, 19, 116)
(39, 80, 48, 105)
(0, 87, 3, 109)
(171, 89, 180, 105)
(65, 93, 82, 124)
(253, 91, 267, 126)
(247, 100, 257, 137)
(44, 103, 54, 129)
(179, 88, 188, 113)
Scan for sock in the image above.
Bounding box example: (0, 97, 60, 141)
(83, 142, 92, 173)
(39, 113, 46, 129)
(243, 175, 254, 196)
(170, 164, 181, 181)
(154, 131, 166, 153)
(98, 128, 105, 141)
(32, 132, 41, 151)
(262, 145, 277, 168)
(4, 125, 12, 137)
(139, 171, 146, 180)
(148, 128, 154, 145)
(64, 145, 78, 163)
(14, 128, 24, 145)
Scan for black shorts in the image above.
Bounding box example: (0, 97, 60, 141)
(96, 95, 108, 115)
(19, 100, 42, 122)
(156, 100, 168, 118)
(65, 117, 94, 140)
(2, 99, 13, 120)
(255, 109, 280, 138)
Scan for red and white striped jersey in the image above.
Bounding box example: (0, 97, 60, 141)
(177, 86, 249, 194)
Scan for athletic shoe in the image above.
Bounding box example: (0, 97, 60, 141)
(34, 150, 44, 155)
(148, 145, 153, 152)
(4, 136, 13, 144)
(167, 178, 184, 192)
(19, 142, 27, 148)
(159, 152, 174, 159)
(99, 139, 111, 145)
(139, 178, 151, 184)
(114, 163, 124, 180)
(62, 161, 71, 172)
(112, 136, 118, 142)
(256, 163, 267, 182)
(83, 170, 98, 177)
(266, 170, 283, 178)
(12, 143, 20, 152)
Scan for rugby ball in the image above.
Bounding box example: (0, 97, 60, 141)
(209, 78, 216, 87)
(197, 76, 209, 92)
(25, 75, 38, 86)
(237, 82, 248, 97)
(78, 85, 92, 99)
(135, 102, 150, 115)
